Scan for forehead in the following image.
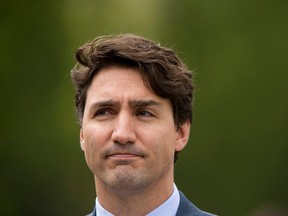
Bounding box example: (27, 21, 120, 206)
(86, 66, 159, 102)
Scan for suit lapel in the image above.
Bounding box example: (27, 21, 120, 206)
(176, 191, 210, 216)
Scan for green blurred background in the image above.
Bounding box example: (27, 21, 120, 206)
(1, 0, 287, 215)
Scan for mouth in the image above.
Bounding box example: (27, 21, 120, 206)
(106, 152, 143, 160)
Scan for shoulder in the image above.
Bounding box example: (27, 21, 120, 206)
(86, 192, 216, 216)
(176, 191, 217, 216)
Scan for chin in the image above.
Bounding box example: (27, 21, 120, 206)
(104, 166, 151, 191)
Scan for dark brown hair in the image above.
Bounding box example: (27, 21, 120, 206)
(71, 34, 194, 160)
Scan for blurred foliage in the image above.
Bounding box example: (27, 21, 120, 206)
(1, 0, 287, 215)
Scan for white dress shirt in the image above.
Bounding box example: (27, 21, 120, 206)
(96, 183, 180, 216)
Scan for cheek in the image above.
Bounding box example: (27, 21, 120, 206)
(141, 124, 177, 157)
(82, 126, 110, 163)
(84, 123, 111, 146)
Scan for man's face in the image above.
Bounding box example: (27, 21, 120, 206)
(80, 66, 190, 192)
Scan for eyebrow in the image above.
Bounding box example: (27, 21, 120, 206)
(88, 99, 162, 110)
(129, 99, 162, 108)
(89, 100, 120, 109)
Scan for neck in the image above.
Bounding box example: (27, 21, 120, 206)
(95, 176, 174, 216)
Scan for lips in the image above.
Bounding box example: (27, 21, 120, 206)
(108, 153, 139, 159)
(105, 149, 145, 160)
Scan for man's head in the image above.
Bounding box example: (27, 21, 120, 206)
(71, 34, 193, 163)
(71, 34, 193, 129)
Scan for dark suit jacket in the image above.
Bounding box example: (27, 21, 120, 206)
(87, 191, 216, 216)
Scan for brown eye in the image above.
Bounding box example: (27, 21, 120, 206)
(93, 108, 113, 119)
(136, 110, 154, 117)
(95, 109, 110, 116)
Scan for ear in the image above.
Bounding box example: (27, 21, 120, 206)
(175, 120, 191, 152)
(80, 129, 85, 151)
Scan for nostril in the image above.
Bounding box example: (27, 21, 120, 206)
(112, 131, 136, 145)
(113, 140, 134, 145)
(111, 116, 136, 143)
(111, 126, 136, 144)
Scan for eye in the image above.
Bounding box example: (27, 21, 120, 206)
(136, 110, 154, 117)
(93, 108, 113, 119)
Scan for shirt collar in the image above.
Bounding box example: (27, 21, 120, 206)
(146, 183, 180, 216)
(96, 197, 113, 216)
(95, 184, 180, 216)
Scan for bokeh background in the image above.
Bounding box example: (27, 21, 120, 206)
(1, 0, 287, 215)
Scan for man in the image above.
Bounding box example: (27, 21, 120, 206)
(71, 34, 216, 216)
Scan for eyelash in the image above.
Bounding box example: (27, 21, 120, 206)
(136, 110, 154, 117)
(92, 108, 155, 119)
(94, 108, 113, 117)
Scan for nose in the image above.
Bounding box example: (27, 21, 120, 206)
(111, 112, 136, 144)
